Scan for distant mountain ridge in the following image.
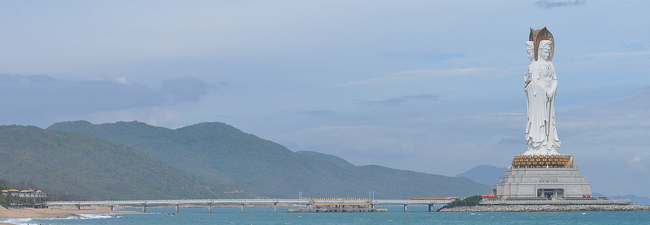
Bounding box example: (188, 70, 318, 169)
(454, 165, 504, 186)
(296, 151, 356, 169)
(48, 120, 491, 199)
(621, 194, 650, 206)
(0, 125, 238, 200)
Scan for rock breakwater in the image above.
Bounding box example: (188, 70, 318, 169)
(438, 204, 650, 212)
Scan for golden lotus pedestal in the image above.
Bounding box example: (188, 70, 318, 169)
(493, 154, 592, 199)
(511, 154, 574, 168)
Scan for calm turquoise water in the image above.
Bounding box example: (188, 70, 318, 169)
(6, 206, 650, 225)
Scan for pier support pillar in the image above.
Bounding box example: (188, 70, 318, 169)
(142, 204, 147, 213)
(109, 205, 114, 211)
(175, 204, 179, 213)
(75, 203, 80, 210)
(403, 203, 408, 212)
(273, 202, 278, 213)
(241, 204, 245, 213)
(428, 204, 434, 212)
(208, 203, 212, 213)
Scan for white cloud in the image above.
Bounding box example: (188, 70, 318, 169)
(354, 94, 439, 106)
(337, 66, 517, 87)
(575, 51, 650, 62)
(535, 0, 586, 9)
(116, 77, 127, 84)
(628, 156, 645, 171)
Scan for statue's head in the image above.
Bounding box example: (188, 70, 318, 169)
(539, 40, 553, 61)
(526, 41, 535, 61)
(529, 27, 554, 61)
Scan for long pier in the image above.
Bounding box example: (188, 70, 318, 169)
(44, 198, 452, 213)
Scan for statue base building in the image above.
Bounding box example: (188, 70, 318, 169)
(493, 154, 592, 199)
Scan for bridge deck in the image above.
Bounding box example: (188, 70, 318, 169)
(45, 198, 452, 206)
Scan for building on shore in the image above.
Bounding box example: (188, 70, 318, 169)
(2, 189, 49, 208)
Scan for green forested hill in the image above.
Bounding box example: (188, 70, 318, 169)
(0, 125, 242, 200)
(48, 121, 491, 199)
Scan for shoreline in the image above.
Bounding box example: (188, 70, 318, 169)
(438, 204, 650, 212)
(0, 206, 139, 225)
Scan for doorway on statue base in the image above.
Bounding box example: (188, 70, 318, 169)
(538, 188, 564, 199)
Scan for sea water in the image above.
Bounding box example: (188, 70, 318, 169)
(10, 206, 650, 225)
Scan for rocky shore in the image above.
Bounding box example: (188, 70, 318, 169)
(438, 204, 650, 212)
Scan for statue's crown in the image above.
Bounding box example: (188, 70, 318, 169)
(529, 27, 554, 61)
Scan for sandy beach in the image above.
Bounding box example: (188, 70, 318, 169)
(0, 206, 138, 224)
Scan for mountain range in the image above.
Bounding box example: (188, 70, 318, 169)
(7, 120, 647, 204)
(48, 121, 491, 199)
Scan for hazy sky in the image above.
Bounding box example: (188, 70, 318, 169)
(2, 1, 650, 197)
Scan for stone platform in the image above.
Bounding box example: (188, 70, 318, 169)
(493, 167, 592, 199)
(438, 204, 649, 212)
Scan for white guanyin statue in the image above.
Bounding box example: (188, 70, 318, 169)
(523, 27, 560, 156)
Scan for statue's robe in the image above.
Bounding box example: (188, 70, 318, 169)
(524, 60, 560, 155)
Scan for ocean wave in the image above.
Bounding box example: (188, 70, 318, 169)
(39, 213, 114, 220)
(76, 213, 114, 219)
(1, 217, 33, 225)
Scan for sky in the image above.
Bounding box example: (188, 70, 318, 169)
(1, 0, 650, 198)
